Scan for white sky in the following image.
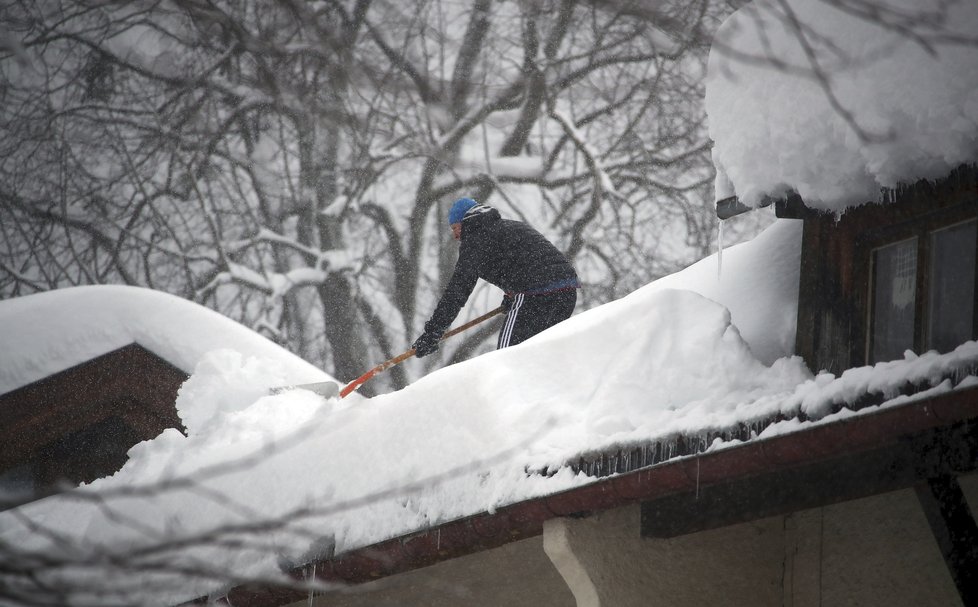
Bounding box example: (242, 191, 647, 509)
(3, 1, 978, 604)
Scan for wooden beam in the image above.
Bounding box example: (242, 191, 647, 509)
(642, 421, 978, 538)
(642, 441, 916, 537)
(915, 475, 978, 605)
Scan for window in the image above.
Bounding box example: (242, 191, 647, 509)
(927, 219, 977, 353)
(868, 217, 978, 364)
(870, 238, 918, 363)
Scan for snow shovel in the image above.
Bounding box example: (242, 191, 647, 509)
(270, 306, 505, 399)
(338, 305, 505, 398)
(269, 380, 342, 398)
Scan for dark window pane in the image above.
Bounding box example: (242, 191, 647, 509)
(927, 219, 976, 353)
(871, 238, 917, 363)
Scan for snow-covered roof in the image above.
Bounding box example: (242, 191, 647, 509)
(5, 217, 978, 605)
(0, 221, 799, 603)
(706, 0, 978, 213)
(0, 285, 332, 396)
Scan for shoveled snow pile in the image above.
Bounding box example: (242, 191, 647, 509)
(646, 218, 801, 365)
(706, 0, 978, 212)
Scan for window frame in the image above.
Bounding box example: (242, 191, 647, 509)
(924, 218, 978, 353)
(862, 203, 978, 365)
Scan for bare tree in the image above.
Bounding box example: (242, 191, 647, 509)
(0, 0, 742, 392)
(8, 1, 970, 393)
(2, 0, 977, 605)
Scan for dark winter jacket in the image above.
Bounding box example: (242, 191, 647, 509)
(424, 207, 578, 335)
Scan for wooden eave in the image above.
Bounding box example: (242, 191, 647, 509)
(211, 387, 978, 607)
(0, 343, 187, 472)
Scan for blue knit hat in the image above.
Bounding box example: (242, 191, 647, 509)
(448, 197, 478, 225)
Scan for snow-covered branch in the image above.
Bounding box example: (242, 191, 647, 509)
(549, 108, 623, 201)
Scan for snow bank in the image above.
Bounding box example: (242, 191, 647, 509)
(388, 287, 812, 477)
(706, 0, 978, 212)
(0, 285, 332, 394)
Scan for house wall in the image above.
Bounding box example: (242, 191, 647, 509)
(547, 504, 784, 606)
(298, 471, 976, 607)
(306, 535, 574, 607)
(548, 475, 975, 607)
(816, 484, 963, 607)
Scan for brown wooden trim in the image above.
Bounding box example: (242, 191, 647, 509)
(794, 216, 828, 372)
(640, 421, 978, 538)
(0, 343, 186, 472)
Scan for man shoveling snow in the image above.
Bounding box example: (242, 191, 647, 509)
(413, 197, 580, 357)
(318, 197, 581, 398)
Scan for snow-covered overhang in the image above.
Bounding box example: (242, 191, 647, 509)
(706, 0, 978, 214)
(213, 336, 978, 603)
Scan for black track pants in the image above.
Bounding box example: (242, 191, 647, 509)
(497, 289, 577, 349)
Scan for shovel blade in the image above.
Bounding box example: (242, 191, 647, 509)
(270, 380, 340, 399)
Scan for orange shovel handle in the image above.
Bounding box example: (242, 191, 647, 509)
(339, 305, 505, 398)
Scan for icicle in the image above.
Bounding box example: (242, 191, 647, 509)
(307, 562, 316, 607)
(717, 219, 725, 280)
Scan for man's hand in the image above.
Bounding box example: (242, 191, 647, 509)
(412, 331, 442, 358)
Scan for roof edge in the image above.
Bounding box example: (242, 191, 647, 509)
(208, 387, 978, 606)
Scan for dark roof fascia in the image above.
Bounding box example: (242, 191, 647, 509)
(213, 386, 978, 607)
(717, 162, 978, 221)
(716, 192, 820, 220)
(0, 343, 187, 469)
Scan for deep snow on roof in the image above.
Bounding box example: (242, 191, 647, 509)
(5, 218, 978, 606)
(0, 220, 807, 604)
(0, 285, 332, 395)
(706, 0, 978, 213)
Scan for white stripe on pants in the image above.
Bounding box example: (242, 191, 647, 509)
(497, 293, 525, 349)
